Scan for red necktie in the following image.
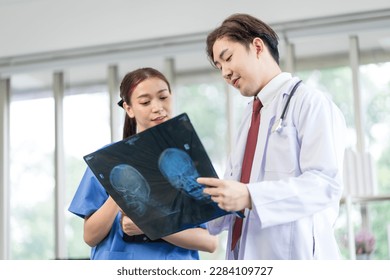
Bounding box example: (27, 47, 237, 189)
(231, 97, 262, 251)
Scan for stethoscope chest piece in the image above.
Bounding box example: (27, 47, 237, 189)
(271, 118, 283, 133)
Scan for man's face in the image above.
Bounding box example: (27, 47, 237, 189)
(212, 37, 264, 97)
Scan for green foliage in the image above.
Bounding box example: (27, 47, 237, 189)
(11, 199, 55, 260)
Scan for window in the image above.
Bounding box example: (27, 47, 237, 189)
(64, 89, 110, 259)
(175, 80, 229, 177)
(10, 76, 55, 259)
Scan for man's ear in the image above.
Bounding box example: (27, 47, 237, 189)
(253, 37, 264, 55)
(124, 102, 135, 118)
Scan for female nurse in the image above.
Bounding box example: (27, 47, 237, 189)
(69, 67, 218, 260)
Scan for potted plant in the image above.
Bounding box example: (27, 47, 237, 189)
(355, 229, 376, 259)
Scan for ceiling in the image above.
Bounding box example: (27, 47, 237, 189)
(1, 0, 390, 90)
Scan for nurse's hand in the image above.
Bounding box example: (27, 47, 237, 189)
(197, 177, 251, 211)
(121, 214, 143, 236)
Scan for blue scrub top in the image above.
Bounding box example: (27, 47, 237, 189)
(68, 167, 200, 260)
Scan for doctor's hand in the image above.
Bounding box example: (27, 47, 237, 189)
(197, 177, 252, 211)
(121, 213, 143, 236)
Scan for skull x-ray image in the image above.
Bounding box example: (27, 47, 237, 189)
(110, 164, 150, 216)
(84, 113, 231, 240)
(110, 163, 176, 218)
(158, 148, 211, 202)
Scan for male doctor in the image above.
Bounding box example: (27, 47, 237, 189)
(197, 13, 346, 260)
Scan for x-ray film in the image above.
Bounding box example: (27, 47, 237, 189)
(83, 113, 232, 240)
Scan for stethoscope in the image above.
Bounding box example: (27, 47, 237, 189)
(271, 80, 302, 133)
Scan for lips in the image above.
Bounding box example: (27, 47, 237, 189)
(232, 77, 240, 87)
(153, 116, 167, 122)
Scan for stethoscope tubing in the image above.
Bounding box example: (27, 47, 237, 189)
(271, 80, 302, 133)
(280, 80, 302, 121)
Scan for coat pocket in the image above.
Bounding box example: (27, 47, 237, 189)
(264, 126, 299, 174)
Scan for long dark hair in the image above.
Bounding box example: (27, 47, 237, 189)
(206, 13, 280, 66)
(119, 67, 171, 139)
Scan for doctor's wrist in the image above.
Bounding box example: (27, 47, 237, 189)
(243, 183, 253, 210)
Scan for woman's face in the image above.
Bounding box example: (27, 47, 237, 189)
(124, 77, 172, 133)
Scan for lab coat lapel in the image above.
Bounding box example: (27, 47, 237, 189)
(231, 103, 252, 180)
(249, 77, 299, 183)
(249, 103, 274, 183)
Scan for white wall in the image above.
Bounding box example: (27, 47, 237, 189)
(1, 0, 390, 58)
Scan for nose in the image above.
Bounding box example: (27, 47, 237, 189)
(152, 100, 164, 113)
(222, 67, 232, 81)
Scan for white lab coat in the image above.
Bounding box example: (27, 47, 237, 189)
(208, 73, 346, 260)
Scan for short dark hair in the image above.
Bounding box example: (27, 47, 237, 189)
(206, 13, 280, 66)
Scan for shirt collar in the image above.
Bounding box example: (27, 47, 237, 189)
(257, 72, 292, 106)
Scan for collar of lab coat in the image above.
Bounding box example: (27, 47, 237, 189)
(257, 72, 293, 109)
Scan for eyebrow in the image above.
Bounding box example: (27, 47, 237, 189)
(214, 48, 229, 65)
(136, 89, 169, 99)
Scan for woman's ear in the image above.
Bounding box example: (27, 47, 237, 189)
(123, 102, 135, 118)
